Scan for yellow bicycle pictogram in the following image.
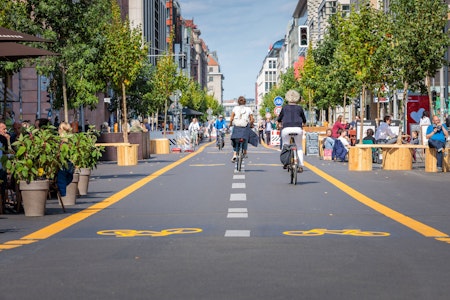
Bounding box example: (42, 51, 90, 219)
(283, 228, 390, 237)
(97, 228, 202, 238)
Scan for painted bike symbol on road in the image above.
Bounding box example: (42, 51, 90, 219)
(97, 228, 202, 238)
(283, 228, 390, 237)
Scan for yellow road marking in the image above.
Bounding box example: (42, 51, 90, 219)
(263, 140, 449, 239)
(97, 228, 202, 237)
(283, 228, 390, 237)
(16, 142, 212, 242)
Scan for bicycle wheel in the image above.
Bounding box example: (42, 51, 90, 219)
(290, 150, 298, 184)
(236, 143, 243, 172)
(218, 136, 223, 150)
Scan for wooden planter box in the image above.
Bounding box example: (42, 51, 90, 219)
(150, 138, 170, 154)
(348, 147, 372, 171)
(97, 132, 150, 161)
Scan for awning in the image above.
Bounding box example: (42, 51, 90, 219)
(182, 107, 203, 116)
(0, 27, 51, 43)
(167, 107, 204, 116)
(0, 42, 58, 62)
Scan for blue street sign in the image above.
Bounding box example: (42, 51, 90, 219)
(274, 96, 284, 106)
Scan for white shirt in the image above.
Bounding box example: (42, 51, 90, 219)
(419, 117, 431, 126)
(375, 122, 396, 140)
(338, 136, 350, 152)
(188, 122, 200, 132)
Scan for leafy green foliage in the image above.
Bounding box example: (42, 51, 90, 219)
(68, 129, 104, 170)
(4, 126, 68, 183)
(99, 0, 148, 142)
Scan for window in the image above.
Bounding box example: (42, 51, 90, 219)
(208, 76, 213, 82)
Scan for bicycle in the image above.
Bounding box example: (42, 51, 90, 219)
(234, 137, 245, 172)
(287, 133, 299, 185)
(190, 130, 198, 151)
(216, 129, 225, 151)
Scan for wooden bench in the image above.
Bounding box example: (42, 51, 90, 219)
(95, 143, 139, 166)
(424, 147, 450, 172)
(350, 144, 428, 171)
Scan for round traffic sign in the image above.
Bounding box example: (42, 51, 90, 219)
(274, 96, 284, 106)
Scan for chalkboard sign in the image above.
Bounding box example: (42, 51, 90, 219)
(306, 132, 319, 156)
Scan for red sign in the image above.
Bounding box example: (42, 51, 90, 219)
(407, 95, 430, 134)
(274, 106, 282, 116)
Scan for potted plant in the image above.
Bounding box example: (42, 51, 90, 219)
(3, 125, 69, 216)
(69, 129, 104, 196)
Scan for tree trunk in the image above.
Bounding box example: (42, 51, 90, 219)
(359, 86, 366, 144)
(397, 81, 409, 144)
(62, 66, 69, 123)
(425, 76, 433, 115)
(163, 98, 168, 137)
(2, 71, 8, 120)
(343, 92, 347, 122)
(121, 81, 128, 144)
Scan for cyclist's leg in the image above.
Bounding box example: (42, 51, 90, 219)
(231, 138, 238, 162)
(293, 128, 304, 167)
(242, 139, 248, 157)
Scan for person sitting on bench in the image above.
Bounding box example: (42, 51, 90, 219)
(426, 115, 449, 172)
(375, 115, 397, 144)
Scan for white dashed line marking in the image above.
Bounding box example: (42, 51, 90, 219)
(233, 175, 245, 180)
(227, 208, 248, 218)
(225, 230, 251, 237)
(232, 183, 246, 189)
(230, 193, 247, 201)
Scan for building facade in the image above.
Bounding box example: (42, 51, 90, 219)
(207, 51, 224, 104)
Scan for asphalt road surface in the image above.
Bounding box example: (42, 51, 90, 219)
(1, 139, 450, 300)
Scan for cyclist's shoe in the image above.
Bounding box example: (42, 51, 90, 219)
(231, 155, 237, 163)
(297, 166, 303, 173)
(283, 164, 288, 169)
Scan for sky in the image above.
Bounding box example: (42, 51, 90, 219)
(178, 0, 297, 101)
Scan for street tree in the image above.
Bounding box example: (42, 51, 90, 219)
(149, 36, 184, 136)
(24, 0, 112, 123)
(335, 1, 390, 142)
(100, 0, 148, 143)
(389, 0, 450, 117)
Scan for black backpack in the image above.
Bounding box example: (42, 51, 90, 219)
(280, 144, 294, 166)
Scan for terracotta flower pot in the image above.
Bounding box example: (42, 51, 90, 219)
(77, 168, 91, 196)
(20, 180, 50, 217)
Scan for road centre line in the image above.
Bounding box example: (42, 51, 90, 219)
(16, 142, 214, 242)
(232, 183, 246, 189)
(230, 193, 247, 201)
(261, 142, 449, 239)
(225, 230, 250, 237)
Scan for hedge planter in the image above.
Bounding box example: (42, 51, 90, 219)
(20, 180, 50, 217)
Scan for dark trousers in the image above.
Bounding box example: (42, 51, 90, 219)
(428, 139, 445, 168)
(265, 131, 271, 145)
(258, 130, 264, 143)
